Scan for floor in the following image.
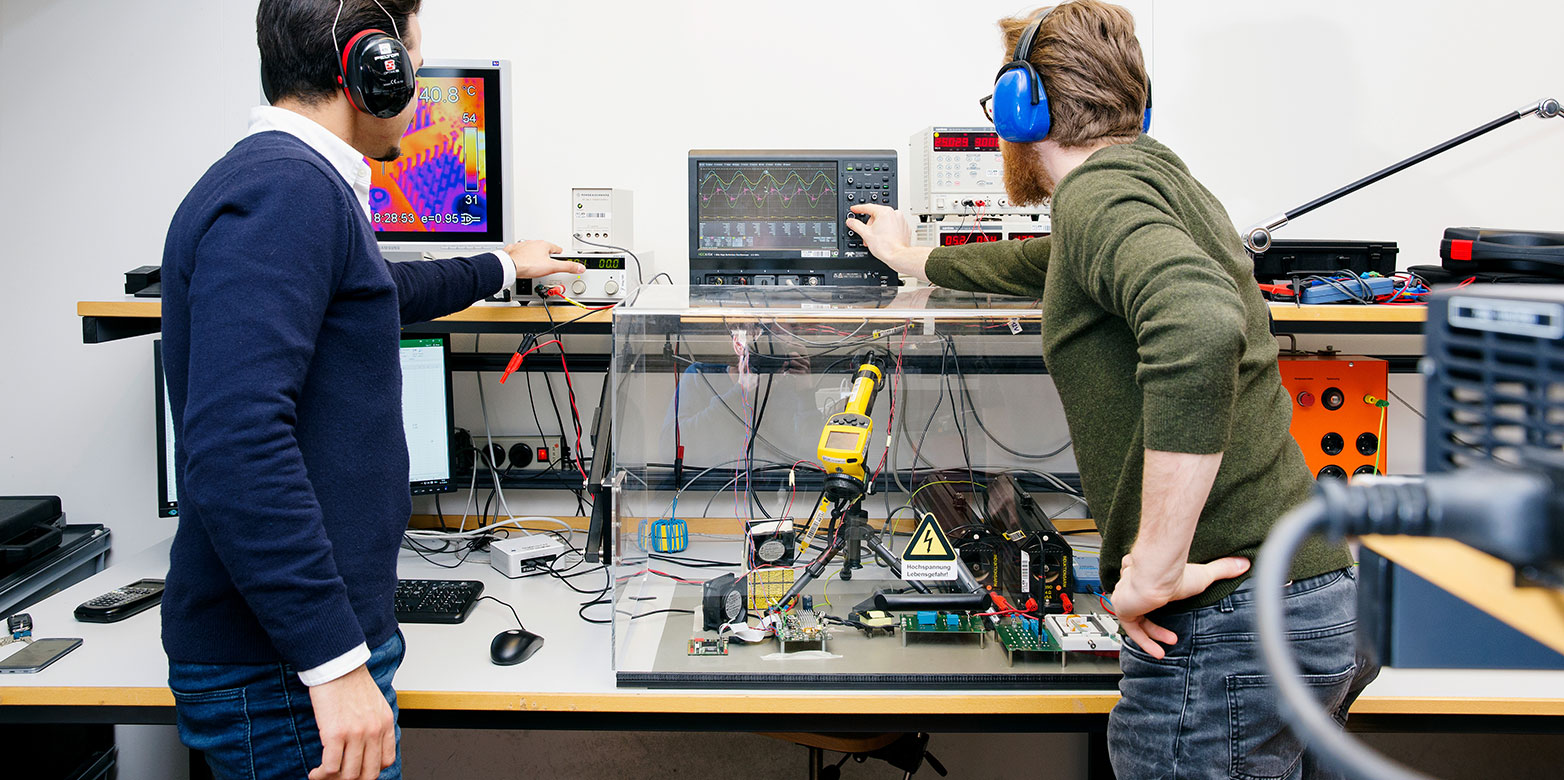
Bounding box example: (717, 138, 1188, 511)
(396, 729, 1564, 779)
(113, 725, 1564, 778)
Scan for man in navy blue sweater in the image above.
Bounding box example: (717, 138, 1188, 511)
(159, 2, 583, 778)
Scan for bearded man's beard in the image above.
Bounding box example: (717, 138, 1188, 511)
(1001, 139, 1054, 207)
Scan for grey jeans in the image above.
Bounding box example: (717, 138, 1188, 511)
(1107, 567, 1380, 780)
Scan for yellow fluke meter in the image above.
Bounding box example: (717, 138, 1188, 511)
(818, 353, 885, 501)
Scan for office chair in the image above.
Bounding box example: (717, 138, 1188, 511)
(765, 732, 947, 779)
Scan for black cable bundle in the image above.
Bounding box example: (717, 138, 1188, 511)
(1255, 458, 1562, 780)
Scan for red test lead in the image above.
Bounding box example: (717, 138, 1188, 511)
(500, 337, 559, 384)
(500, 351, 524, 384)
(499, 336, 537, 384)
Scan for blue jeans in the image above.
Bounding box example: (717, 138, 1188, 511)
(1108, 568, 1380, 780)
(170, 631, 404, 780)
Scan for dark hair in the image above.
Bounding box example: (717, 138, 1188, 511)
(257, 0, 421, 105)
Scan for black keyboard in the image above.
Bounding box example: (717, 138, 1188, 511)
(394, 579, 484, 624)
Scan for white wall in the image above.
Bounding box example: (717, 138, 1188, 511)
(1156, 0, 1563, 264)
(415, 0, 1152, 270)
(3, 1, 1562, 778)
(0, 0, 257, 556)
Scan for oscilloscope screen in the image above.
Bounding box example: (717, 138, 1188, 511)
(695, 161, 841, 255)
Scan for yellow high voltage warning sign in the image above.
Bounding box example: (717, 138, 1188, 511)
(901, 513, 958, 581)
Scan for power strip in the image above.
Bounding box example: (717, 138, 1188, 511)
(474, 436, 566, 472)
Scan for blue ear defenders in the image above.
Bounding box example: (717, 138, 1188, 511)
(991, 6, 1152, 143)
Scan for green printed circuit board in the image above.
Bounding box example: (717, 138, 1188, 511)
(996, 620, 1062, 654)
(901, 611, 987, 647)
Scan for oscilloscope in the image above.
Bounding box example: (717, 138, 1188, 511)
(688, 150, 899, 287)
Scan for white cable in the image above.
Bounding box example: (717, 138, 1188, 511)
(996, 469, 1089, 516)
(405, 516, 579, 539)
(764, 318, 871, 348)
(453, 449, 480, 533)
(474, 336, 537, 537)
(569, 233, 644, 286)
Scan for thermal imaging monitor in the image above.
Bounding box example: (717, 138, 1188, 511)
(369, 60, 513, 258)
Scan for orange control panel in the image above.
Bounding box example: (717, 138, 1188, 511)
(1278, 356, 1389, 481)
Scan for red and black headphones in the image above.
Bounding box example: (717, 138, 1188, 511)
(334, 0, 416, 118)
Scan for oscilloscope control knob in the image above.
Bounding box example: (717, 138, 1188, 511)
(603, 280, 620, 295)
(571, 280, 588, 295)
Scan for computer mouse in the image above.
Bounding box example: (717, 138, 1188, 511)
(490, 628, 544, 665)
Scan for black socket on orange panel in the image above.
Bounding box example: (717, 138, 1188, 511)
(1356, 432, 1379, 456)
(1322, 387, 1345, 410)
(1321, 432, 1345, 456)
(1317, 465, 1348, 480)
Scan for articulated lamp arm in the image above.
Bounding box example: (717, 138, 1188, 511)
(1243, 97, 1561, 255)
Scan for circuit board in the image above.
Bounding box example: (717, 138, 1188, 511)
(900, 611, 986, 647)
(687, 638, 729, 656)
(1044, 613, 1123, 652)
(776, 612, 828, 653)
(747, 568, 795, 609)
(996, 617, 1062, 665)
(902, 611, 983, 633)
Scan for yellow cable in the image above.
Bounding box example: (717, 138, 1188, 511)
(820, 566, 845, 608)
(1361, 395, 1389, 476)
(1374, 405, 1387, 475)
(908, 479, 987, 504)
(542, 284, 606, 311)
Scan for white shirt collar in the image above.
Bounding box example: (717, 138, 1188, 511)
(247, 105, 373, 219)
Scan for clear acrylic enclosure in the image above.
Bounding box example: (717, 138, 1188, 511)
(609, 285, 1121, 689)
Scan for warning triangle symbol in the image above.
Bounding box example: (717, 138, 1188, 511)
(903, 514, 957, 561)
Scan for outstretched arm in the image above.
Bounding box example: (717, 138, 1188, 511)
(846, 203, 1050, 296)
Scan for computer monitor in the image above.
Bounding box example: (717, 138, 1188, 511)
(370, 59, 512, 258)
(154, 334, 458, 517)
(154, 341, 178, 517)
(688, 150, 901, 287)
(400, 335, 458, 495)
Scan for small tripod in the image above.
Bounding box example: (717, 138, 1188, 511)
(774, 350, 983, 615)
(767, 497, 981, 615)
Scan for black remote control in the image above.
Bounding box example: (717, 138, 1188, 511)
(74, 578, 165, 623)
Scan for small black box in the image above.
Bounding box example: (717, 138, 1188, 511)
(1251, 240, 1398, 282)
(124, 265, 161, 295)
(1439, 227, 1564, 279)
(0, 496, 65, 571)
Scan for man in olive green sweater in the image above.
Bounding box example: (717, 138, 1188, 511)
(848, 2, 1376, 776)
